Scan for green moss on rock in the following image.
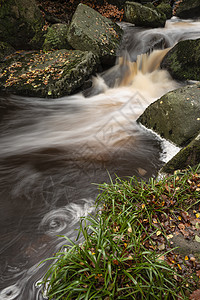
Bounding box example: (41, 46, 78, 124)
(43, 24, 71, 52)
(0, 49, 99, 98)
(0, 42, 15, 61)
(175, 0, 200, 19)
(0, 0, 44, 49)
(67, 4, 123, 58)
(161, 133, 200, 173)
(137, 84, 200, 147)
(161, 39, 200, 82)
(124, 1, 166, 28)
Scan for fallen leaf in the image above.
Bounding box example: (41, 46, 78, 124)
(189, 289, 200, 300)
(195, 235, 200, 243)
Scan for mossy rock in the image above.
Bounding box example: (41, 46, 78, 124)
(67, 4, 123, 59)
(137, 84, 200, 147)
(0, 49, 99, 98)
(175, 0, 200, 19)
(157, 3, 172, 20)
(161, 133, 200, 173)
(0, 0, 45, 50)
(0, 42, 15, 61)
(43, 24, 71, 52)
(161, 39, 200, 82)
(124, 1, 166, 28)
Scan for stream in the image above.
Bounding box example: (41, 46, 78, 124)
(0, 17, 200, 300)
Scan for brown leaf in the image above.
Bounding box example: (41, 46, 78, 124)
(190, 289, 200, 300)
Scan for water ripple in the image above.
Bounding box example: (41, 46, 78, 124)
(39, 198, 95, 236)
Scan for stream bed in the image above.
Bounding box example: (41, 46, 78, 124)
(0, 18, 200, 300)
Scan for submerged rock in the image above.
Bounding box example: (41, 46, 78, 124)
(175, 0, 200, 19)
(124, 1, 166, 28)
(0, 0, 45, 50)
(161, 38, 200, 82)
(137, 84, 200, 147)
(43, 24, 71, 52)
(0, 49, 99, 98)
(161, 133, 200, 173)
(67, 4, 123, 60)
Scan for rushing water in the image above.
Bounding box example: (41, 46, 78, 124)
(0, 18, 200, 300)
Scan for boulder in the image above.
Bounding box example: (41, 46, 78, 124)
(161, 133, 200, 173)
(43, 24, 71, 51)
(157, 2, 172, 19)
(67, 4, 123, 60)
(0, 42, 15, 61)
(137, 84, 200, 147)
(0, 49, 99, 98)
(161, 38, 200, 81)
(175, 0, 200, 19)
(0, 0, 45, 50)
(124, 1, 166, 28)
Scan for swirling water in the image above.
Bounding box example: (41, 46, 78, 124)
(0, 18, 200, 300)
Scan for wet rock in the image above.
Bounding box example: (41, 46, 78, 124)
(124, 1, 166, 28)
(0, 49, 99, 98)
(170, 235, 200, 262)
(161, 38, 200, 82)
(175, 0, 200, 19)
(0, 0, 45, 50)
(0, 42, 15, 62)
(67, 4, 123, 62)
(43, 24, 71, 51)
(137, 84, 200, 147)
(161, 133, 200, 173)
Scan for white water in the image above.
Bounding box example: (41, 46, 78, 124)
(0, 18, 200, 300)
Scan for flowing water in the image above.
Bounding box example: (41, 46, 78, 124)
(0, 18, 200, 300)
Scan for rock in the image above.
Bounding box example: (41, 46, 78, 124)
(124, 1, 166, 28)
(161, 38, 200, 82)
(0, 49, 99, 98)
(157, 2, 172, 19)
(107, 0, 152, 9)
(0, 42, 15, 61)
(137, 84, 200, 147)
(161, 133, 200, 173)
(175, 0, 200, 19)
(67, 4, 123, 61)
(0, 0, 45, 50)
(43, 24, 71, 51)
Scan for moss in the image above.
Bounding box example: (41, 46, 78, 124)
(161, 39, 200, 81)
(161, 134, 200, 173)
(43, 24, 71, 51)
(124, 2, 166, 28)
(0, 49, 99, 98)
(67, 4, 123, 58)
(137, 85, 200, 147)
(0, 0, 44, 49)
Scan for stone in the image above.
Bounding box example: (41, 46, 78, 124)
(157, 2, 172, 19)
(137, 84, 200, 147)
(124, 1, 166, 28)
(0, 49, 99, 98)
(161, 38, 200, 82)
(161, 133, 200, 173)
(43, 24, 71, 51)
(175, 0, 200, 19)
(0, 0, 45, 50)
(0, 42, 15, 61)
(67, 4, 123, 60)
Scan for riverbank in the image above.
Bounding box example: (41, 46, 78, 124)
(41, 165, 200, 299)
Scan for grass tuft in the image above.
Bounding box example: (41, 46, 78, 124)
(41, 165, 200, 299)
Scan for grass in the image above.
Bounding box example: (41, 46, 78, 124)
(40, 165, 200, 299)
